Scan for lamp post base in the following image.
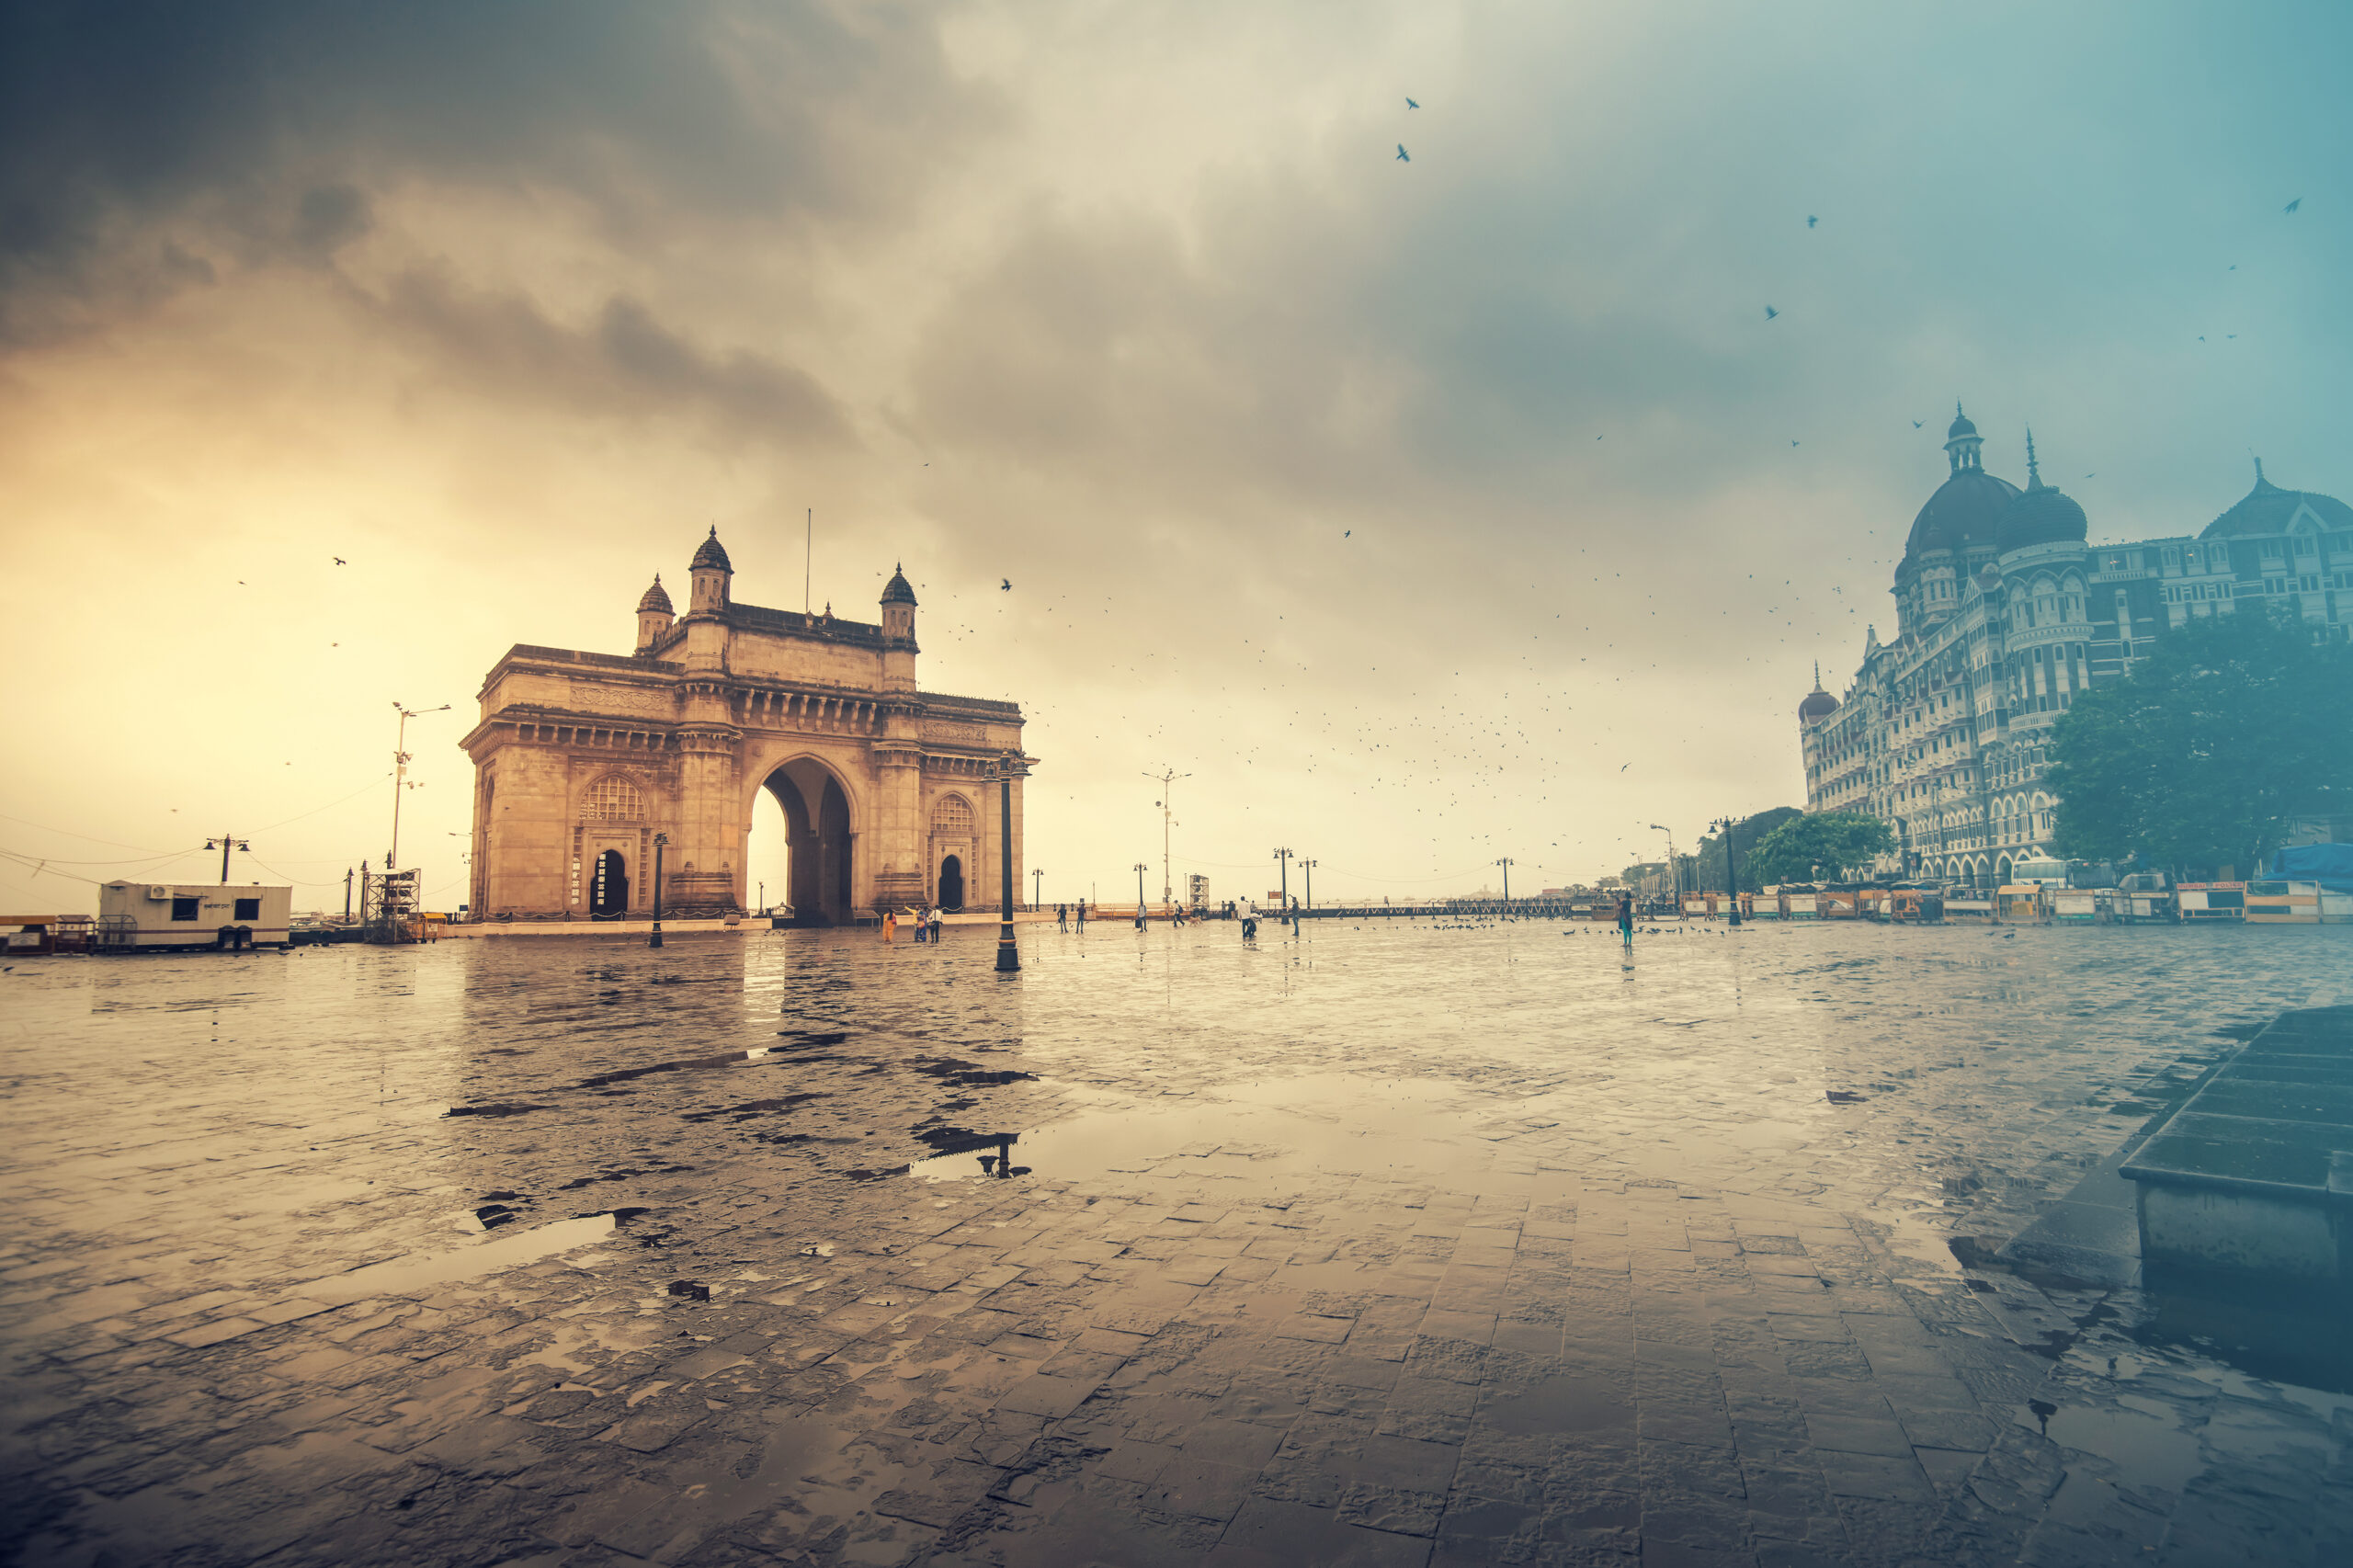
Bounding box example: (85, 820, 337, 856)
(995, 920, 1019, 972)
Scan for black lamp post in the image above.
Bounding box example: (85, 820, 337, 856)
(1495, 857, 1513, 909)
(1273, 846, 1292, 924)
(1133, 863, 1148, 927)
(1302, 858, 1316, 911)
(995, 754, 1023, 973)
(649, 832, 668, 949)
(1720, 815, 1744, 927)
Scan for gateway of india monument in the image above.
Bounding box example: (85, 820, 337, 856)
(460, 528, 1028, 923)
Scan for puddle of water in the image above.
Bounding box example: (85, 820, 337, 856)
(302, 1212, 620, 1303)
(2022, 1402, 2204, 1492)
(907, 1072, 1486, 1188)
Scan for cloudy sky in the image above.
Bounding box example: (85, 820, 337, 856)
(3, 0, 2347, 914)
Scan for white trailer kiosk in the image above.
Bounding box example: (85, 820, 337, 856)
(97, 881, 293, 951)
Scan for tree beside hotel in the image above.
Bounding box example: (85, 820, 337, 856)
(2046, 608, 2353, 878)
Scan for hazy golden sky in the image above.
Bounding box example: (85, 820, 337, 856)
(3, 0, 2346, 912)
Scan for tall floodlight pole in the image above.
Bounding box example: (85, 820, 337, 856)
(389, 701, 450, 869)
(1143, 768, 1188, 907)
(1031, 869, 1043, 910)
(1717, 814, 1745, 927)
(1302, 859, 1316, 911)
(1649, 824, 1677, 908)
(1495, 857, 1513, 908)
(649, 832, 668, 949)
(995, 752, 1025, 973)
(1273, 847, 1293, 924)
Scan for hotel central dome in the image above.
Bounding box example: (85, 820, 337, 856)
(1902, 403, 2017, 562)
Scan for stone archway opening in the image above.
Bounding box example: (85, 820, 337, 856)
(764, 760, 854, 925)
(938, 855, 964, 911)
(590, 849, 630, 917)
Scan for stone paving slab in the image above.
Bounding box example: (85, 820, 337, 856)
(3, 923, 2351, 1565)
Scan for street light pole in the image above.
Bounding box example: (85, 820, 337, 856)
(1031, 869, 1043, 911)
(995, 752, 1024, 973)
(1302, 859, 1316, 911)
(1143, 768, 1188, 907)
(1273, 847, 1293, 925)
(1649, 824, 1677, 910)
(1495, 857, 1513, 908)
(389, 700, 450, 869)
(649, 832, 668, 948)
(207, 833, 250, 883)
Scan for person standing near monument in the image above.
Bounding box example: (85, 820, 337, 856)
(884, 909, 898, 944)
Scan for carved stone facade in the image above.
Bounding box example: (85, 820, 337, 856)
(461, 535, 1029, 920)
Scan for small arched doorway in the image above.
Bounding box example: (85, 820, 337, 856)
(591, 849, 630, 916)
(938, 855, 964, 912)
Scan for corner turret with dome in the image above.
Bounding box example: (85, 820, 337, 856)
(461, 524, 1030, 926)
(634, 574, 675, 653)
(1798, 663, 1838, 723)
(1802, 403, 2348, 891)
(687, 525, 734, 614)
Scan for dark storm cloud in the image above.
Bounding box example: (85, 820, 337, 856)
(0, 0, 990, 342)
(379, 272, 853, 444)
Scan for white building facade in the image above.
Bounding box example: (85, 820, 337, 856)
(1799, 410, 2352, 885)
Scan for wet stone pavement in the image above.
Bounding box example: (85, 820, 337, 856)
(4, 919, 2351, 1568)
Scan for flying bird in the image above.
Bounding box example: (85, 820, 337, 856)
(1406, 97, 1419, 108)
(1001, 579, 1012, 591)
(1764, 305, 1779, 320)
(1912, 420, 1924, 428)
(1620, 763, 1629, 771)
(333, 556, 347, 565)
(1396, 144, 1409, 162)
(2284, 198, 2301, 213)
(1806, 215, 1817, 228)
(1790, 440, 1800, 447)
(1344, 529, 1351, 537)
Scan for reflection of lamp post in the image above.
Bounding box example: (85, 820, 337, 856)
(649, 832, 668, 949)
(995, 752, 1025, 974)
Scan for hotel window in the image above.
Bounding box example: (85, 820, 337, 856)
(2294, 535, 2317, 556)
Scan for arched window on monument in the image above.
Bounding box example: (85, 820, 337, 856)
(931, 795, 974, 838)
(582, 776, 647, 821)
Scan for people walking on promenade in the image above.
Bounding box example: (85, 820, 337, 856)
(929, 907, 944, 943)
(1056, 903, 1068, 932)
(1076, 899, 1086, 931)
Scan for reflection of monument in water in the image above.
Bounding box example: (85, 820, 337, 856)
(460, 529, 1030, 921)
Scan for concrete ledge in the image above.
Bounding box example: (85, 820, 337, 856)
(2120, 1004, 2353, 1282)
